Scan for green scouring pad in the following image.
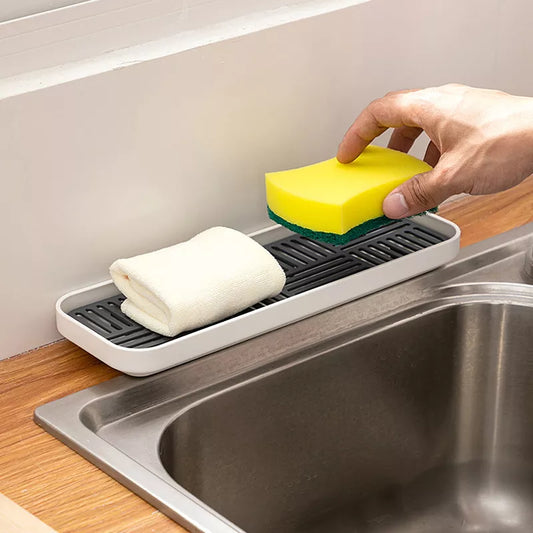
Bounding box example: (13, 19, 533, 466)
(267, 206, 437, 245)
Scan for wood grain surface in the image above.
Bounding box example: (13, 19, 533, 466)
(439, 174, 533, 247)
(0, 343, 186, 533)
(0, 177, 532, 533)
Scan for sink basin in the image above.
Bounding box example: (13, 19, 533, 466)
(160, 298, 533, 533)
(35, 223, 533, 533)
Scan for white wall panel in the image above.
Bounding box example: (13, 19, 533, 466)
(0, 0, 532, 358)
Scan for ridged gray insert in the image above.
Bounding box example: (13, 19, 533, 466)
(69, 220, 447, 349)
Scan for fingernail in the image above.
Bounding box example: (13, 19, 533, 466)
(383, 192, 409, 218)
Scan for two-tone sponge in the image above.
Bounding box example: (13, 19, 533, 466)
(265, 145, 433, 245)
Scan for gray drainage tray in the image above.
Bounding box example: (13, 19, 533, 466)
(56, 215, 460, 376)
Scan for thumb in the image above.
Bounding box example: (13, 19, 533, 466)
(383, 167, 457, 219)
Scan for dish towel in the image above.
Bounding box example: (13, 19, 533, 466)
(109, 226, 286, 337)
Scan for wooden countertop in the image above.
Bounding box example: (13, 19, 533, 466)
(1, 176, 532, 533)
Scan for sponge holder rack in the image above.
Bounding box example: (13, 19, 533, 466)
(56, 213, 460, 376)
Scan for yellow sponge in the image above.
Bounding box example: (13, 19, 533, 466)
(265, 145, 432, 244)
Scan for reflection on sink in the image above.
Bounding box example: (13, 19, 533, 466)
(35, 223, 533, 533)
(159, 301, 533, 532)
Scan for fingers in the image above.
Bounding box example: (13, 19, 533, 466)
(383, 164, 460, 218)
(388, 125, 423, 153)
(337, 90, 420, 163)
(336, 106, 387, 163)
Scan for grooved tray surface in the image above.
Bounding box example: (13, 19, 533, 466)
(69, 220, 447, 349)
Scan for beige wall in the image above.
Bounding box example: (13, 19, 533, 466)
(0, 0, 532, 358)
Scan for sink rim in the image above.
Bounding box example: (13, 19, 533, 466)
(34, 223, 533, 533)
(76, 280, 533, 434)
(35, 282, 533, 533)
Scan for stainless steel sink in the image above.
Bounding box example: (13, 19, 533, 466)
(35, 223, 533, 533)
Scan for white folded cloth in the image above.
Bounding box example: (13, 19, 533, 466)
(109, 226, 286, 337)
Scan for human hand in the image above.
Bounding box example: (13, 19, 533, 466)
(337, 84, 533, 218)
